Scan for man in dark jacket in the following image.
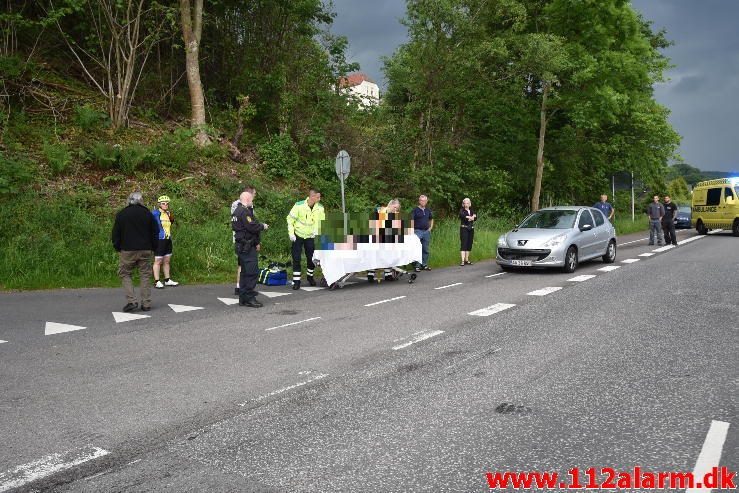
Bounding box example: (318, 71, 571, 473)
(232, 188, 269, 307)
(112, 191, 159, 312)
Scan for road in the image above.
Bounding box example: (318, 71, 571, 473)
(0, 228, 736, 492)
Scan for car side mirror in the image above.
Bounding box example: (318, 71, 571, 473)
(580, 224, 593, 231)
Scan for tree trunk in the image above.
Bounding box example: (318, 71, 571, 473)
(531, 82, 549, 212)
(180, 0, 210, 146)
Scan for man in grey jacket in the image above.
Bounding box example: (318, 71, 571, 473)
(647, 195, 665, 246)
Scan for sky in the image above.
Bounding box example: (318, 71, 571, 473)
(330, 0, 739, 173)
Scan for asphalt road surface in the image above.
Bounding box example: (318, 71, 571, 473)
(0, 228, 736, 492)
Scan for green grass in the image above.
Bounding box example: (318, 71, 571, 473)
(613, 215, 650, 236)
(426, 218, 510, 268)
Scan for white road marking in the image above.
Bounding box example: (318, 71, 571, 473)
(638, 252, 655, 257)
(168, 304, 204, 313)
(435, 282, 463, 290)
(707, 228, 724, 235)
(652, 245, 675, 252)
(260, 291, 292, 298)
(567, 275, 596, 282)
(468, 303, 516, 317)
(679, 235, 705, 245)
(239, 373, 329, 406)
(597, 266, 621, 272)
(265, 317, 321, 332)
(112, 312, 150, 323)
(44, 322, 86, 336)
(0, 340, 7, 344)
(619, 237, 648, 246)
(621, 258, 640, 263)
(217, 297, 240, 305)
(686, 420, 730, 493)
(485, 272, 506, 278)
(364, 296, 406, 307)
(527, 287, 562, 296)
(0, 445, 110, 492)
(300, 286, 325, 292)
(392, 329, 445, 350)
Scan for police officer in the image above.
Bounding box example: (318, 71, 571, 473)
(287, 188, 325, 290)
(232, 188, 269, 307)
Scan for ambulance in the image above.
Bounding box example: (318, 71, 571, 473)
(691, 178, 739, 236)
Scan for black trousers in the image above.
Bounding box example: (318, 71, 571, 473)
(291, 236, 316, 281)
(237, 246, 259, 300)
(662, 220, 677, 245)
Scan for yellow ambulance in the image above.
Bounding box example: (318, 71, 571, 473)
(691, 178, 739, 236)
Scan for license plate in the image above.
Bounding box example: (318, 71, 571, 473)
(511, 260, 532, 266)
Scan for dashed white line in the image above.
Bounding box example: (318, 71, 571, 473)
(679, 235, 705, 245)
(265, 317, 321, 332)
(707, 228, 724, 235)
(598, 266, 621, 272)
(217, 297, 240, 305)
(619, 237, 648, 246)
(468, 303, 516, 317)
(0, 340, 7, 344)
(485, 272, 507, 278)
(392, 329, 445, 350)
(527, 287, 562, 296)
(652, 245, 675, 252)
(621, 258, 640, 264)
(44, 322, 86, 336)
(239, 372, 329, 406)
(168, 304, 204, 313)
(435, 282, 463, 290)
(686, 420, 730, 493)
(0, 445, 110, 492)
(567, 275, 596, 282)
(638, 252, 655, 257)
(364, 296, 406, 307)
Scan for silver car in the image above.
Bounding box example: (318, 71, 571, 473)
(496, 206, 617, 273)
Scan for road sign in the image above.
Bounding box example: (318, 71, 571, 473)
(335, 150, 351, 178)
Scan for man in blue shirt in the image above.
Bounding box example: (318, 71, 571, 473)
(593, 194, 615, 221)
(411, 195, 434, 272)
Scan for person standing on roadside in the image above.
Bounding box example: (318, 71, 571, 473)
(230, 185, 256, 295)
(287, 188, 325, 290)
(112, 192, 159, 312)
(647, 195, 665, 246)
(459, 197, 477, 266)
(152, 195, 179, 289)
(662, 195, 679, 246)
(411, 195, 433, 272)
(232, 187, 269, 307)
(593, 194, 615, 221)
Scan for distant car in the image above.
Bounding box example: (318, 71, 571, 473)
(496, 206, 617, 273)
(675, 206, 691, 229)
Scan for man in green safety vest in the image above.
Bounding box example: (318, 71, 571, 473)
(287, 188, 325, 290)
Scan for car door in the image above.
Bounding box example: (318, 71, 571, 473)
(576, 210, 597, 258)
(722, 187, 736, 226)
(590, 208, 609, 254)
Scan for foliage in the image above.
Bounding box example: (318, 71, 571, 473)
(73, 105, 109, 131)
(667, 176, 690, 203)
(0, 151, 35, 196)
(90, 142, 120, 170)
(257, 134, 299, 179)
(42, 141, 72, 175)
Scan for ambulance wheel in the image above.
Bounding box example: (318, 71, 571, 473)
(696, 220, 708, 235)
(732, 219, 739, 237)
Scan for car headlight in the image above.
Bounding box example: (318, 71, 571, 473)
(543, 233, 567, 248)
(497, 235, 507, 247)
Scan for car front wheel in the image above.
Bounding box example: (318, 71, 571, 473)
(602, 240, 617, 263)
(562, 246, 578, 273)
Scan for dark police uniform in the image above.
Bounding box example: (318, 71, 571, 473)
(231, 202, 266, 305)
(662, 201, 679, 246)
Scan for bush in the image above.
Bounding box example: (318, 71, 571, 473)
(90, 142, 120, 170)
(73, 105, 109, 131)
(147, 129, 198, 170)
(43, 142, 72, 175)
(0, 152, 35, 196)
(257, 134, 299, 178)
(119, 143, 149, 175)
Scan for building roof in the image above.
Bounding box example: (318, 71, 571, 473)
(338, 72, 376, 88)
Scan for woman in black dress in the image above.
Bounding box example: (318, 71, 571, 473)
(459, 197, 476, 266)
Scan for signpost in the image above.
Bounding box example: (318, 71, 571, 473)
(335, 150, 351, 234)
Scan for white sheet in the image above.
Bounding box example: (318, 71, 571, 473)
(313, 235, 422, 285)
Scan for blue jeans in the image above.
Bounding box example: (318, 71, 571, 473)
(649, 219, 664, 245)
(414, 229, 430, 267)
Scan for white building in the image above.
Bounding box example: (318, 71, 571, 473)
(339, 73, 380, 108)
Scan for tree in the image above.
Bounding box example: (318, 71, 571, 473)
(179, 0, 209, 146)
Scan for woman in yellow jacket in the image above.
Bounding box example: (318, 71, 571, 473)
(286, 189, 325, 289)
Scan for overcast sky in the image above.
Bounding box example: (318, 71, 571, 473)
(330, 0, 739, 173)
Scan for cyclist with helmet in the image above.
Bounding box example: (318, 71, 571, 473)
(152, 195, 179, 288)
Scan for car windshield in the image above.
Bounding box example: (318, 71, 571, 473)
(518, 210, 577, 229)
(678, 206, 691, 214)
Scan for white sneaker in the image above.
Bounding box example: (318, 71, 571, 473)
(164, 279, 179, 286)
(155, 280, 165, 289)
